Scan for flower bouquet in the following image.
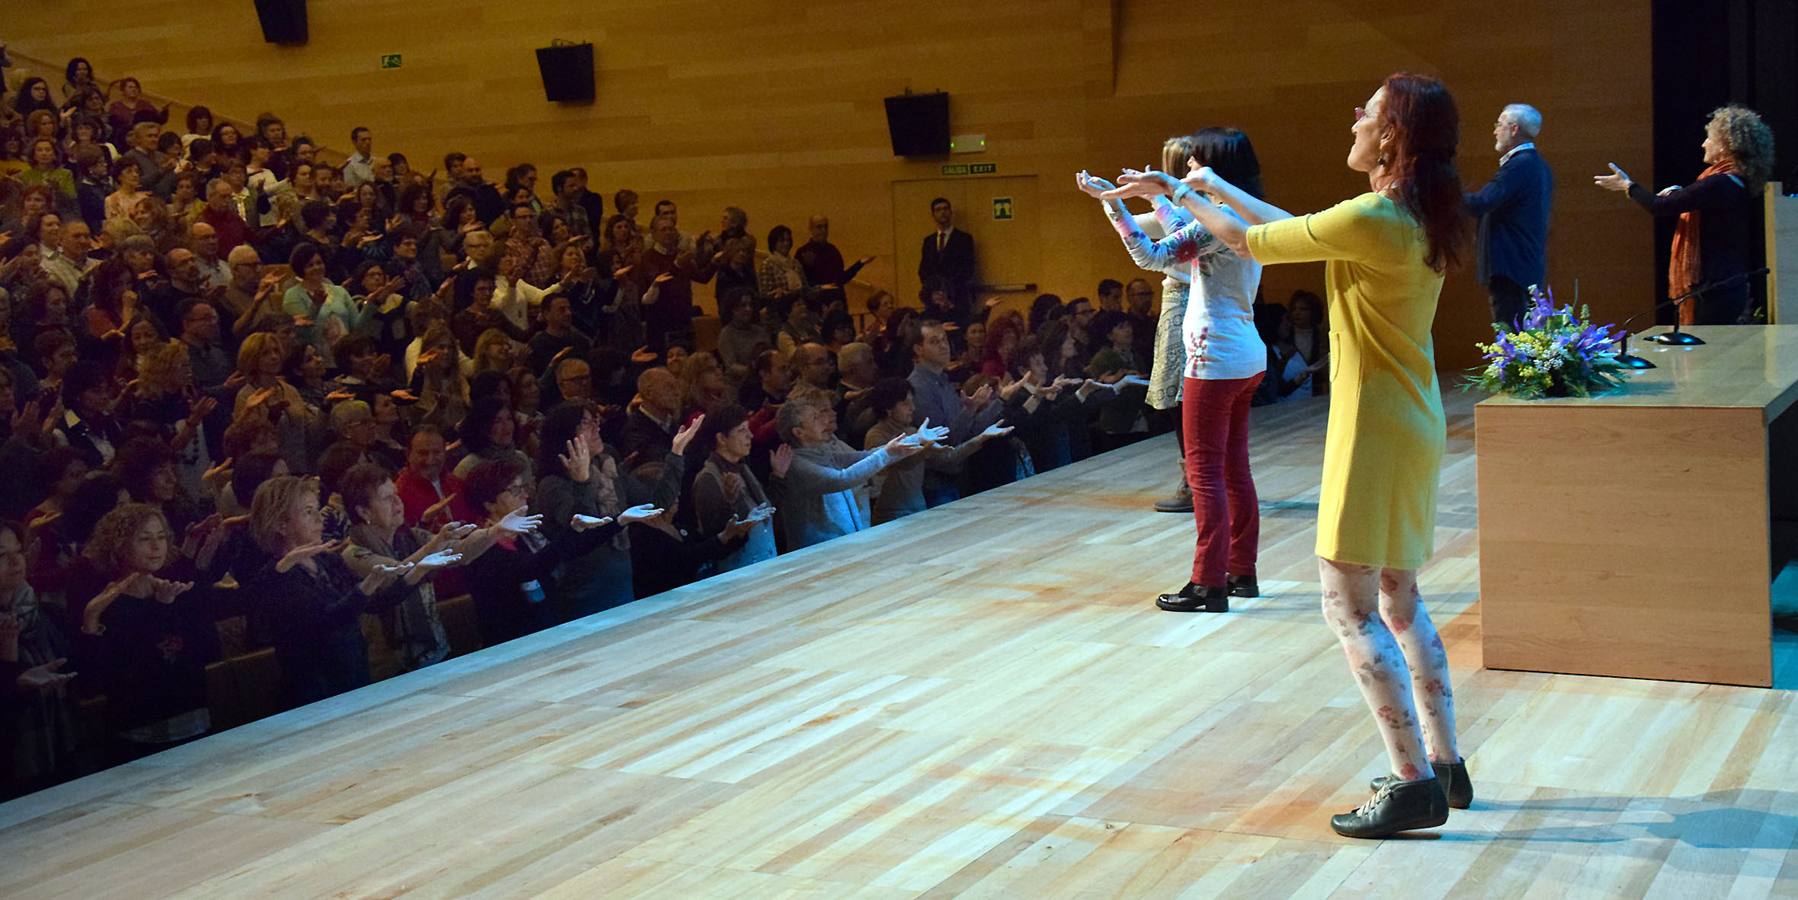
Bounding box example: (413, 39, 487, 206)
(1466, 287, 1628, 399)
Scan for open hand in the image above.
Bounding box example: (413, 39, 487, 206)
(1594, 163, 1633, 192)
(769, 443, 795, 478)
(615, 503, 662, 526)
(495, 504, 542, 536)
(671, 414, 705, 456)
(558, 433, 593, 482)
(569, 513, 614, 533)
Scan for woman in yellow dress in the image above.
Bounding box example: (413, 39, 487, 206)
(1107, 73, 1468, 839)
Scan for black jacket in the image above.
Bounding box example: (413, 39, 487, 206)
(1465, 146, 1553, 288)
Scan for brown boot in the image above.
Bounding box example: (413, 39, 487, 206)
(1154, 475, 1192, 513)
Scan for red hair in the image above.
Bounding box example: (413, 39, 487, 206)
(1378, 73, 1469, 273)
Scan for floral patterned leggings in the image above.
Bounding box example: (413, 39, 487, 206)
(1319, 559, 1460, 781)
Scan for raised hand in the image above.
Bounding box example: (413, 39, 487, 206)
(186, 395, 219, 425)
(883, 430, 925, 458)
(16, 658, 76, 694)
(432, 521, 478, 545)
(278, 538, 347, 573)
(911, 418, 950, 446)
(671, 414, 705, 456)
(1182, 160, 1220, 194)
(769, 443, 795, 478)
(412, 549, 462, 572)
(615, 504, 663, 526)
(569, 513, 614, 533)
(1075, 170, 1120, 198)
(964, 383, 994, 410)
(148, 577, 194, 604)
(1101, 167, 1181, 201)
(421, 492, 458, 527)
(558, 433, 593, 483)
(980, 420, 1015, 441)
(495, 504, 542, 536)
(721, 471, 745, 504)
(1593, 163, 1633, 192)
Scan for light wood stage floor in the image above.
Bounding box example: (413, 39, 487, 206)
(4, 393, 1797, 898)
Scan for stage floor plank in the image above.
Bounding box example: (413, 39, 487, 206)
(5, 393, 1798, 898)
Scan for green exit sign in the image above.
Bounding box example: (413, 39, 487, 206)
(940, 163, 997, 177)
(379, 54, 403, 69)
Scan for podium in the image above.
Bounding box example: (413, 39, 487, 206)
(1476, 325, 1798, 686)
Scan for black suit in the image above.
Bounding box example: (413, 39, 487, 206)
(918, 228, 977, 322)
(1466, 145, 1553, 330)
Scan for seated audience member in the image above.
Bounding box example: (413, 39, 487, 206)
(71, 504, 227, 761)
(244, 475, 423, 707)
(863, 378, 1013, 524)
(533, 403, 693, 620)
(460, 454, 647, 646)
(769, 392, 939, 551)
(1, 521, 80, 797)
(338, 462, 533, 672)
(689, 404, 780, 573)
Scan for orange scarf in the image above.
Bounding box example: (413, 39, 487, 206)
(1667, 161, 1738, 324)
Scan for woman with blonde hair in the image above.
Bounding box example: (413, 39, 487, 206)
(1596, 104, 1775, 325)
(234, 331, 320, 473)
(117, 339, 218, 496)
(471, 327, 516, 377)
(244, 475, 439, 706)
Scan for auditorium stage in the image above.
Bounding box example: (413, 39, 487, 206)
(4, 393, 1797, 898)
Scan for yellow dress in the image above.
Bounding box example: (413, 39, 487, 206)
(1246, 192, 1446, 569)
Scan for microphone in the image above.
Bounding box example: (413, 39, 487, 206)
(1611, 267, 1767, 368)
(1647, 266, 1767, 346)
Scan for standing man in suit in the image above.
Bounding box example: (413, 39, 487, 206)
(919, 197, 977, 323)
(1466, 104, 1553, 331)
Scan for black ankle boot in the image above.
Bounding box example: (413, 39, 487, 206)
(1330, 775, 1448, 838)
(1371, 758, 1473, 809)
(1226, 574, 1259, 598)
(1156, 582, 1228, 613)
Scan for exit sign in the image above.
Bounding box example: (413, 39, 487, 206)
(380, 54, 403, 69)
(940, 163, 996, 177)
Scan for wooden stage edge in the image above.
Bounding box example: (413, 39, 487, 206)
(4, 393, 1798, 898)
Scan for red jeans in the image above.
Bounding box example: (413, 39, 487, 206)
(1182, 374, 1263, 586)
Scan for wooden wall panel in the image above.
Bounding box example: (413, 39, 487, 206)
(6, 0, 1653, 367)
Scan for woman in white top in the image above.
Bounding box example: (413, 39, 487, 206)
(1078, 127, 1267, 613)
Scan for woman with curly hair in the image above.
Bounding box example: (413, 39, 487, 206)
(68, 502, 228, 761)
(1596, 104, 1775, 325)
(1114, 73, 1469, 837)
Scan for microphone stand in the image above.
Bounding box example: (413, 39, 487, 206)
(1612, 268, 1768, 367)
(1647, 267, 1766, 345)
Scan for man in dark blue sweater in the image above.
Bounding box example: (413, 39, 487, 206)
(1466, 104, 1554, 331)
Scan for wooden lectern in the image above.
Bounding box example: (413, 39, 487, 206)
(1477, 325, 1798, 686)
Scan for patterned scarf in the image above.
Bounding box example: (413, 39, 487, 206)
(1668, 161, 1738, 324)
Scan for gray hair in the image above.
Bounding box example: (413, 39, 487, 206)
(776, 393, 826, 445)
(837, 341, 874, 372)
(1502, 104, 1543, 139)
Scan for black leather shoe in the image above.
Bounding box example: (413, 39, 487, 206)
(1226, 574, 1259, 598)
(1156, 582, 1228, 613)
(1330, 776, 1448, 839)
(1371, 758, 1472, 809)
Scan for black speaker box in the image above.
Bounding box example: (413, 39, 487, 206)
(253, 0, 309, 45)
(884, 92, 951, 157)
(536, 43, 596, 103)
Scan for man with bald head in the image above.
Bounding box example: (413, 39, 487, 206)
(153, 247, 210, 325)
(619, 366, 685, 463)
(189, 221, 229, 288)
(1466, 103, 1553, 331)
